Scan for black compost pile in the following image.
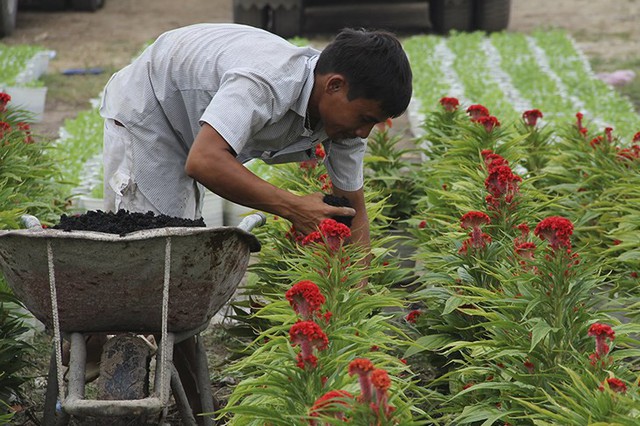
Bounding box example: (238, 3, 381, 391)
(323, 194, 353, 228)
(52, 210, 206, 236)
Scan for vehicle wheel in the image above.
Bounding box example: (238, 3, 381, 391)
(0, 0, 18, 38)
(71, 0, 104, 12)
(267, 3, 302, 38)
(429, 0, 473, 34)
(233, 0, 267, 29)
(474, 0, 511, 32)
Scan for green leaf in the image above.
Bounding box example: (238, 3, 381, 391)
(529, 319, 554, 352)
(405, 334, 456, 357)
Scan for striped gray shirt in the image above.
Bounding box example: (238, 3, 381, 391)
(100, 23, 365, 217)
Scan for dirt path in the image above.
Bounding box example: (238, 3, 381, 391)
(2, 0, 639, 138)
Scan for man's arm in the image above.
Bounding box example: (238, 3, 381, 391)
(185, 123, 355, 235)
(332, 186, 370, 250)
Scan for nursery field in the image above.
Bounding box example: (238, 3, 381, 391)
(1, 0, 640, 425)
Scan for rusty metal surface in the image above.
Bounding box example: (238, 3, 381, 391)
(0, 226, 260, 333)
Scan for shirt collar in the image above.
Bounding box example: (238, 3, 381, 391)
(291, 54, 319, 118)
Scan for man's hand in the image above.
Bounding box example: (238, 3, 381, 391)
(287, 192, 355, 235)
(186, 124, 355, 235)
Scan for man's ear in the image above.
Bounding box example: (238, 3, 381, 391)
(326, 75, 346, 94)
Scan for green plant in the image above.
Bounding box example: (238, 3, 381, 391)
(364, 123, 421, 227)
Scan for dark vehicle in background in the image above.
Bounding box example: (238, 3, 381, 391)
(232, 0, 511, 38)
(0, 0, 105, 38)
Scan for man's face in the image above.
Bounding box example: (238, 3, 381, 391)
(318, 77, 388, 140)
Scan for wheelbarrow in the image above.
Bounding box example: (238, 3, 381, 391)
(0, 212, 266, 425)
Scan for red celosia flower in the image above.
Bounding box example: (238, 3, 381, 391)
(0, 92, 10, 113)
(371, 369, 391, 391)
(633, 131, 640, 143)
(439, 96, 460, 112)
(588, 323, 615, 358)
(599, 377, 627, 393)
(309, 389, 352, 423)
(0, 121, 10, 139)
(290, 321, 329, 369)
(405, 310, 421, 323)
(616, 144, 640, 162)
(523, 360, 535, 374)
(522, 109, 543, 126)
(349, 358, 375, 402)
(467, 104, 490, 121)
(477, 115, 501, 132)
(605, 127, 614, 143)
(286, 280, 326, 320)
(370, 369, 393, 420)
(485, 165, 522, 202)
(590, 135, 603, 148)
(461, 211, 491, 230)
(418, 220, 427, 229)
(301, 219, 351, 251)
(17, 122, 34, 144)
(315, 143, 326, 159)
(515, 242, 536, 260)
(576, 112, 585, 132)
(534, 216, 574, 250)
(483, 152, 509, 171)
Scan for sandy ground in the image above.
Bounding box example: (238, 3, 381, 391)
(2, 0, 639, 138)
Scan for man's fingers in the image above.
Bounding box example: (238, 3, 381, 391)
(340, 207, 356, 217)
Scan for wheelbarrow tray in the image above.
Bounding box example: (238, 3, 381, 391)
(0, 226, 260, 333)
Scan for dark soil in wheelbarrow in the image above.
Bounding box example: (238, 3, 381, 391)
(52, 209, 206, 235)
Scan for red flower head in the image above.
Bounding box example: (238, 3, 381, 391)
(439, 97, 460, 112)
(286, 280, 326, 320)
(460, 212, 492, 253)
(588, 323, 615, 358)
(418, 220, 427, 229)
(0, 121, 10, 139)
(461, 211, 491, 230)
(485, 165, 522, 202)
(17, 122, 34, 144)
(523, 360, 535, 374)
(522, 109, 543, 126)
(590, 135, 603, 149)
(515, 242, 536, 260)
(370, 369, 393, 419)
(301, 219, 351, 251)
(309, 389, 352, 422)
(315, 143, 326, 159)
(534, 216, 574, 250)
(483, 152, 509, 171)
(477, 115, 501, 133)
(406, 310, 422, 323)
(633, 131, 640, 143)
(290, 321, 329, 369)
(0, 92, 10, 113)
(349, 358, 375, 402)
(467, 104, 490, 121)
(576, 112, 585, 131)
(605, 127, 614, 143)
(599, 377, 627, 393)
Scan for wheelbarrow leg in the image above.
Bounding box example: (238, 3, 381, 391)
(43, 347, 70, 426)
(195, 334, 217, 425)
(170, 364, 198, 426)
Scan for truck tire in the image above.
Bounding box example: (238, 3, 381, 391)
(429, 0, 473, 34)
(71, 0, 105, 12)
(0, 0, 18, 38)
(474, 0, 510, 32)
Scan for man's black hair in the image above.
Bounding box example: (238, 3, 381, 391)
(315, 28, 413, 119)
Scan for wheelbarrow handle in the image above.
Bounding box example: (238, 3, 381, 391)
(237, 212, 267, 233)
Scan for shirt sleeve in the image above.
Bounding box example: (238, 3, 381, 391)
(200, 70, 284, 155)
(324, 137, 366, 192)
